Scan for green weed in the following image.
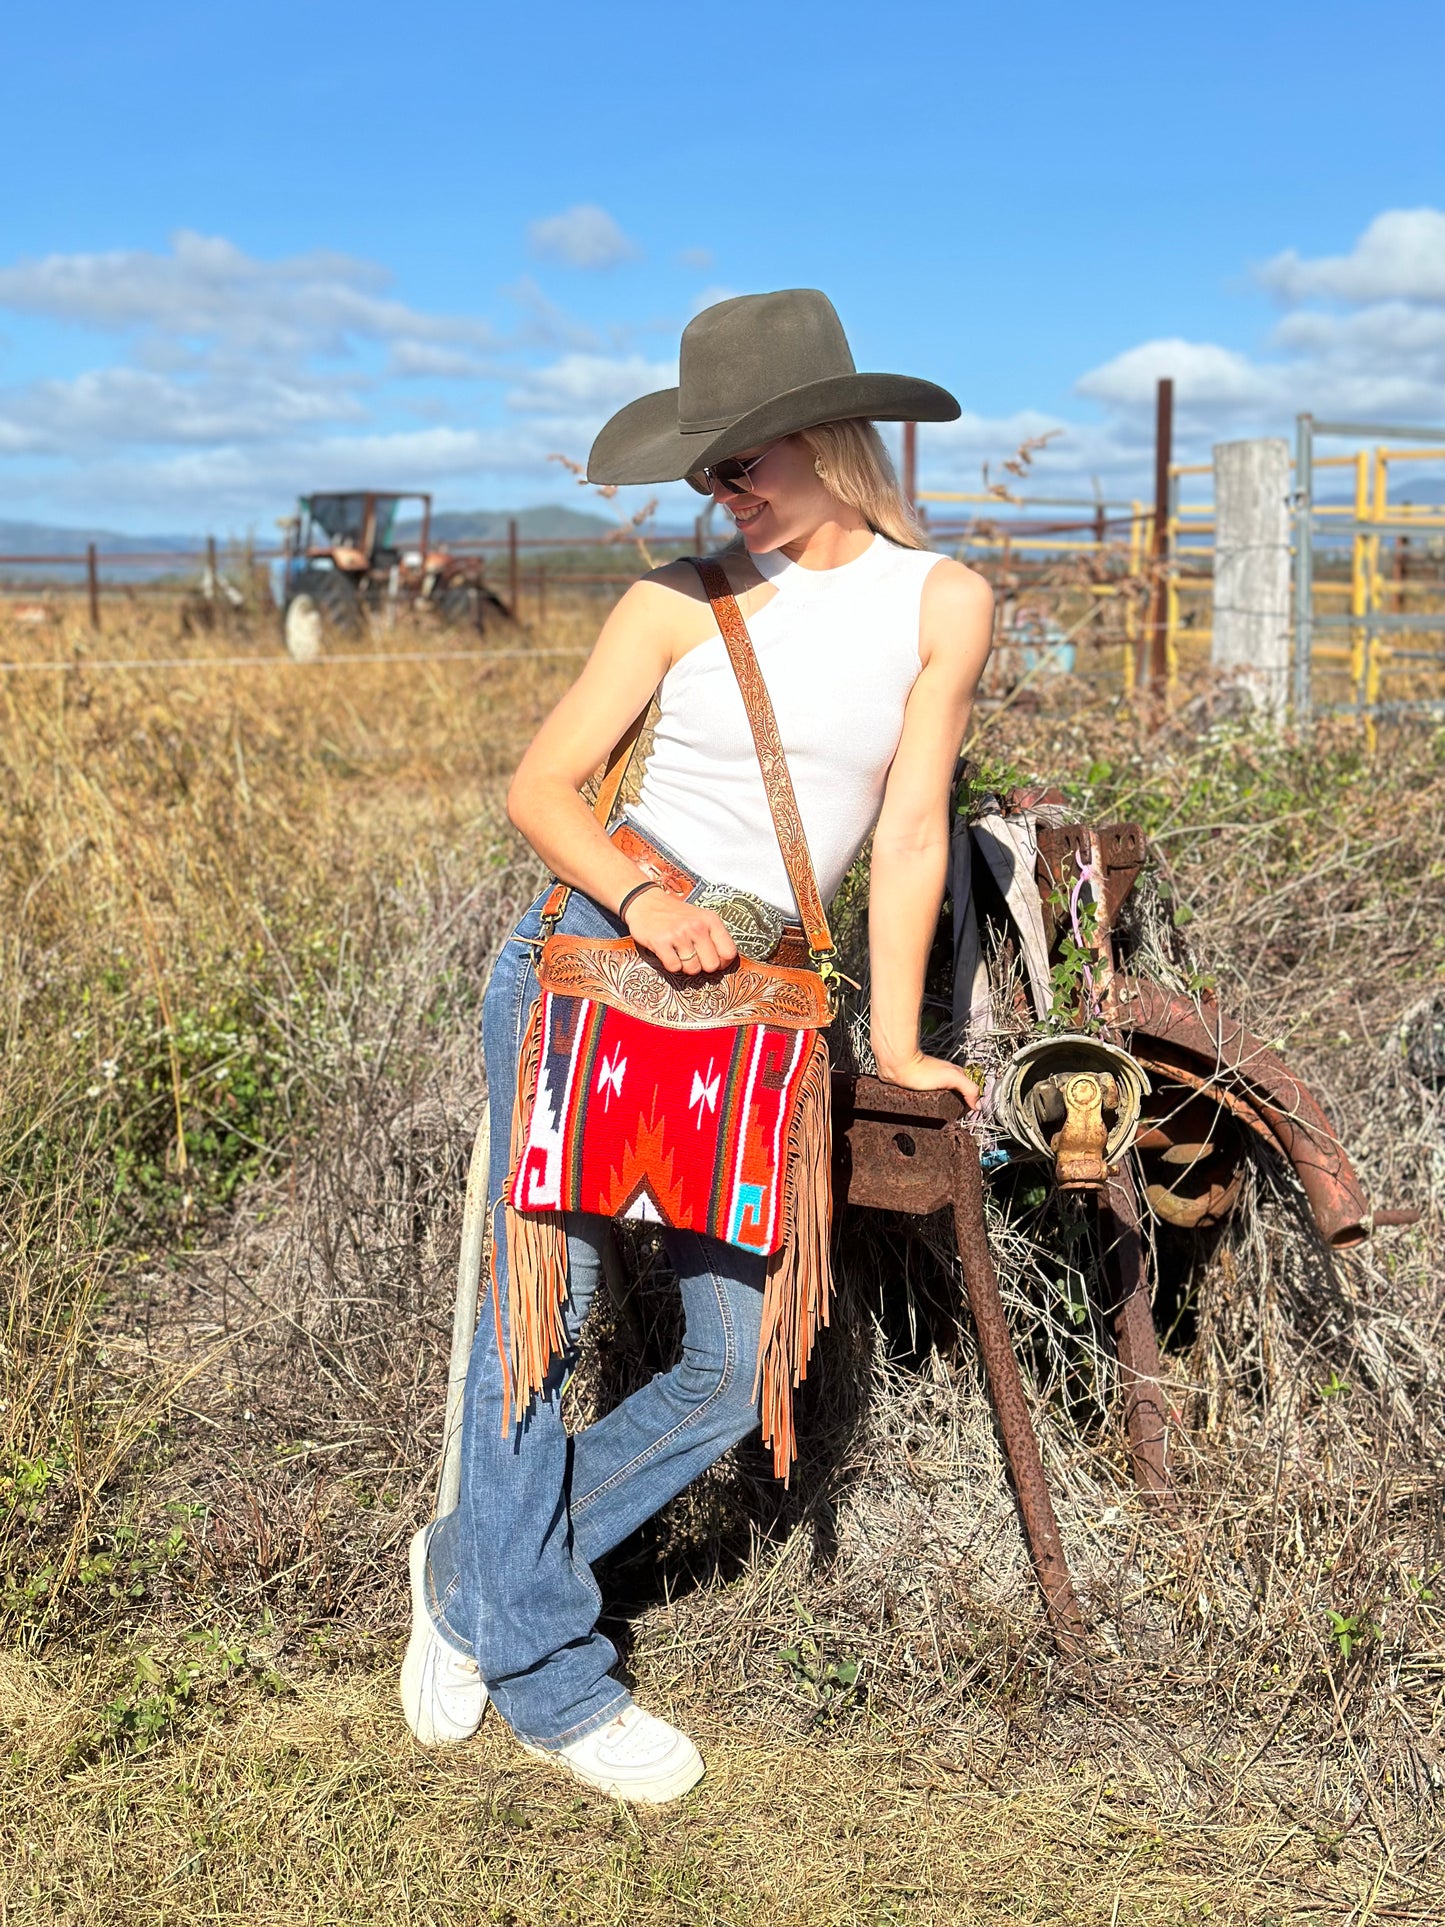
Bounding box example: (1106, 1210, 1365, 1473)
(1324, 1608, 1378, 1662)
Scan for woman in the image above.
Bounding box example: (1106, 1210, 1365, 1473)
(401, 290, 994, 1803)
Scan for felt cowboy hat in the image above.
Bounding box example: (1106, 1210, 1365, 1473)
(587, 288, 960, 485)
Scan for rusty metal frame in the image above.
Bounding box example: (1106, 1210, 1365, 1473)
(832, 1073, 1088, 1656)
(1116, 978, 1370, 1247)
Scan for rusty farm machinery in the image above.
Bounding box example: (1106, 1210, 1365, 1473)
(279, 491, 510, 658)
(436, 778, 1416, 1665)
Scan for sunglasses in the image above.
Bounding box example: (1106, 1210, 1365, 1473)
(685, 445, 776, 497)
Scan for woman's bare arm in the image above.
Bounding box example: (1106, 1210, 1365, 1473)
(506, 563, 740, 975)
(867, 559, 994, 1103)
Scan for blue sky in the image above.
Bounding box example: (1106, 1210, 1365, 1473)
(2, 0, 1443, 532)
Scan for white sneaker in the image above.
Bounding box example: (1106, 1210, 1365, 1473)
(399, 1524, 487, 1746)
(523, 1703, 704, 1804)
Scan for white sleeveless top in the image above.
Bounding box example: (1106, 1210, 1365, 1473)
(630, 534, 944, 918)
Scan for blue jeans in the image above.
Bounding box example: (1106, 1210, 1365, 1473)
(425, 884, 766, 1750)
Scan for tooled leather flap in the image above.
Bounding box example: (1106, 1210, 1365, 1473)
(538, 935, 829, 1032)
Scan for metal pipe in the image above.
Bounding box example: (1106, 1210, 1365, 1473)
(1099, 1165, 1171, 1501)
(1310, 420, 1445, 442)
(1308, 517, 1445, 537)
(1118, 980, 1370, 1247)
(1293, 413, 1315, 719)
(947, 1125, 1088, 1659)
(918, 492, 1142, 510)
(1313, 613, 1445, 633)
(1148, 378, 1174, 689)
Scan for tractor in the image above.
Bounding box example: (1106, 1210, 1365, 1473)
(279, 491, 510, 656)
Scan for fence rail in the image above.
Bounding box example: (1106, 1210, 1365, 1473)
(0, 521, 715, 631)
(7, 426, 1442, 729)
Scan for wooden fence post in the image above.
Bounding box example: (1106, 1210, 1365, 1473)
(87, 543, 100, 631)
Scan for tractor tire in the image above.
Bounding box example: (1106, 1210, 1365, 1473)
(433, 581, 512, 633)
(283, 596, 322, 661)
(283, 568, 361, 658)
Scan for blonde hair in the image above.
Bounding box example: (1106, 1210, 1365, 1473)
(797, 418, 927, 550)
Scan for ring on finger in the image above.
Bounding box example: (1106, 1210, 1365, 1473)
(677, 948, 697, 962)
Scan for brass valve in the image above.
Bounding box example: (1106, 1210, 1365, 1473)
(1038, 1070, 1118, 1189)
(993, 1034, 1148, 1192)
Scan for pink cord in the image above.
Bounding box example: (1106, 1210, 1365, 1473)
(1069, 850, 1105, 1023)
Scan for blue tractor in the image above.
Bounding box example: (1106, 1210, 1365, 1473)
(280, 490, 508, 655)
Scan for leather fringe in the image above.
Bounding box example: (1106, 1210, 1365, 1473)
(754, 1033, 834, 1483)
(496, 998, 570, 1432)
(502, 1005, 833, 1480)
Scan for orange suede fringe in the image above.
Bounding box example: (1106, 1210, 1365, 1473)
(498, 1011, 834, 1480)
(754, 1032, 834, 1482)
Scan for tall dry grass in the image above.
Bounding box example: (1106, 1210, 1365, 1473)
(1, 603, 589, 1633)
(4, 597, 1445, 1921)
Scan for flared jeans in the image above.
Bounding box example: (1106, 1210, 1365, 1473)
(424, 884, 767, 1750)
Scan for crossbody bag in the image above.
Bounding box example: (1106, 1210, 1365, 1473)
(498, 557, 842, 1479)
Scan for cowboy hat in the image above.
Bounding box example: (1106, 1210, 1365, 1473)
(587, 288, 960, 485)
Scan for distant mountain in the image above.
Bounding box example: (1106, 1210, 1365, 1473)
(0, 519, 202, 557)
(0, 502, 657, 570)
(398, 505, 617, 544)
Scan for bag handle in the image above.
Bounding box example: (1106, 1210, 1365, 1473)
(541, 558, 837, 974)
(690, 557, 834, 962)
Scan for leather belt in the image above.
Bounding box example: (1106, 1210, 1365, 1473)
(610, 821, 811, 970)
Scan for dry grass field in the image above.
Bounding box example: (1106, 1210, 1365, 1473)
(4, 598, 1445, 1925)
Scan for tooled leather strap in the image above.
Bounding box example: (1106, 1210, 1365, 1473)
(691, 557, 834, 958)
(543, 558, 835, 961)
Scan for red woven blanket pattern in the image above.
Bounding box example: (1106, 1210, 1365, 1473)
(508, 991, 814, 1256)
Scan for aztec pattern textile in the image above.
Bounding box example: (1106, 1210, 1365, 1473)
(509, 989, 816, 1255)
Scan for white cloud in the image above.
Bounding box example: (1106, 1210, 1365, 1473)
(916, 409, 1130, 504)
(0, 418, 46, 456)
(0, 364, 363, 453)
(526, 205, 641, 271)
(676, 247, 714, 272)
(0, 230, 498, 358)
(1061, 207, 1445, 483)
(1256, 209, 1445, 305)
(1076, 338, 1273, 412)
(0, 231, 642, 525)
(6, 208, 1444, 532)
(507, 353, 673, 416)
(500, 276, 600, 352)
(388, 341, 498, 379)
(4, 424, 561, 524)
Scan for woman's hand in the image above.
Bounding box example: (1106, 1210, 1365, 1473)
(625, 888, 739, 976)
(873, 1047, 980, 1111)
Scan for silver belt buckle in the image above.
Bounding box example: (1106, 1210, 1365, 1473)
(691, 883, 785, 962)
